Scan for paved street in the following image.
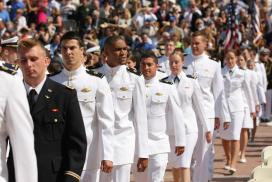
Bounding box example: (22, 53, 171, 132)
(131, 123, 272, 182)
(212, 123, 272, 182)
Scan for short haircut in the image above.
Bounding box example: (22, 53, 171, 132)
(191, 31, 208, 42)
(140, 51, 158, 64)
(60, 31, 84, 47)
(18, 38, 47, 55)
(170, 52, 184, 61)
(128, 55, 137, 63)
(104, 35, 125, 49)
(225, 49, 238, 56)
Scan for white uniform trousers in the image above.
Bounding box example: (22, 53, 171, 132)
(99, 164, 131, 182)
(192, 118, 214, 182)
(81, 169, 100, 182)
(133, 153, 168, 182)
(264, 89, 272, 120)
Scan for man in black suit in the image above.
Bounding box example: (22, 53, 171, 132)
(8, 38, 87, 182)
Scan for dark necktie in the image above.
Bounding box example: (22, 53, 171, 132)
(28, 89, 37, 112)
(174, 76, 180, 83)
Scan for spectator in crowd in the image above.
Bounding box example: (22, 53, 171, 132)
(0, 0, 10, 23)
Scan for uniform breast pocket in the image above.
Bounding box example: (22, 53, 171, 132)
(116, 90, 132, 113)
(77, 92, 95, 117)
(231, 80, 242, 89)
(150, 94, 167, 116)
(197, 75, 213, 89)
(42, 112, 65, 141)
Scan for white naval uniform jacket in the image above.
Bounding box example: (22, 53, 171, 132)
(245, 69, 259, 110)
(184, 53, 230, 122)
(95, 64, 149, 165)
(145, 75, 186, 155)
(163, 72, 211, 134)
(158, 55, 171, 75)
(255, 60, 268, 92)
(0, 67, 37, 182)
(50, 65, 115, 170)
(222, 66, 255, 113)
(254, 70, 267, 104)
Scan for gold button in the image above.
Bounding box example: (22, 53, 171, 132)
(54, 118, 58, 123)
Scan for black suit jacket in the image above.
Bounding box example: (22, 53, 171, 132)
(9, 78, 87, 182)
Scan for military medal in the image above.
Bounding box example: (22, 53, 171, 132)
(155, 92, 163, 96)
(120, 87, 128, 91)
(81, 87, 91, 92)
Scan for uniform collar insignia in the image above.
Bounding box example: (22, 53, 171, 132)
(47, 89, 52, 93)
(45, 95, 50, 99)
(81, 87, 91, 92)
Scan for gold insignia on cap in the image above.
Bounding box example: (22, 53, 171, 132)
(81, 87, 91, 92)
(120, 87, 128, 91)
(47, 89, 52, 93)
(155, 92, 163, 96)
(45, 95, 50, 99)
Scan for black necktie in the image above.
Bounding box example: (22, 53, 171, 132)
(174, 76, 180, 83)
(28, 89, 37, 112)
(229, 70, 233, 74)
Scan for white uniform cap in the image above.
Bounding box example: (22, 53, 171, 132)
(1, 36, 19, 47)
(86, 46, 100, 54)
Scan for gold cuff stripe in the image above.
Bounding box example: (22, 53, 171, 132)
(64, 171, 80, 181)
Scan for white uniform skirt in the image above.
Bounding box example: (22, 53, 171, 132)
(242, 107, 253, 129)
(168, 133, 198, 168)
(220, 111, 244, 140)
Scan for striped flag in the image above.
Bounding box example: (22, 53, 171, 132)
(223, 0, 239, 49)
(251, 0, 262, 44)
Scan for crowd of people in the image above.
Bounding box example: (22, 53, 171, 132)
(0, 0, 272, 182)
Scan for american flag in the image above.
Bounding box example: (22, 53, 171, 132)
(250, 0, 262, 44)
(223, 0, 239, 49)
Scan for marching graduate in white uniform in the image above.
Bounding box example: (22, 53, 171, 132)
(50, 32, 115, 182)
(162, 52, 211, 182)
(183, 31, 230, 182)
(158, 40, 176, 75)
(133, 51, 186, 182)
(220, 50, 255, 174)
(0, 62, 37, 182)
(246, 60, 266, 142)
(237, 54, 259, 163)
(95, 36, 149, 182)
